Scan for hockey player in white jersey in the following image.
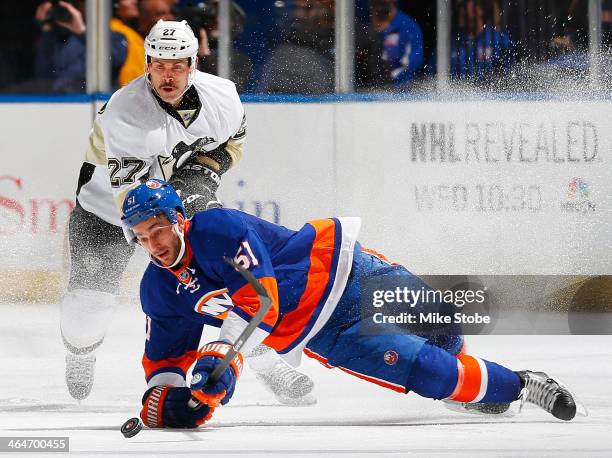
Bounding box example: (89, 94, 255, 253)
(61, 19, 314, 405)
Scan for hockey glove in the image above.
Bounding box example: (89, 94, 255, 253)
(140, 385, 215, 428)
(190, 341, 244, 407)
(169, 158, 222, 216)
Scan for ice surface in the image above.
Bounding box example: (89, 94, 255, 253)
(1, 303, 611, 457)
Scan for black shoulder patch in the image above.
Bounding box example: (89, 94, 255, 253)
(76, 162, 96, 196)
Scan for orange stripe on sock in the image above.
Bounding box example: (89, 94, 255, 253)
(447, 354, 483, 402)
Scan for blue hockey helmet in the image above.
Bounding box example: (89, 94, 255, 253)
(121, 179, 186, 232)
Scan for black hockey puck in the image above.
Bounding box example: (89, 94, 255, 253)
(121, 417, 143, 438)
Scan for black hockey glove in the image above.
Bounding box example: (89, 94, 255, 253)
(140, 385, 215, 428)
(169, 158, 222, 217)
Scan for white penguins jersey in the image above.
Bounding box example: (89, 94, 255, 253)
(76, 70, 246, 226)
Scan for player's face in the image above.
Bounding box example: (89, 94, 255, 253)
(132, 214, 184, 266)
(147, 58, 191, 106)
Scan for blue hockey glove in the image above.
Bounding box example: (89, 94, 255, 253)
(190, 341, 244, 407)
(140, 385, 215, 428)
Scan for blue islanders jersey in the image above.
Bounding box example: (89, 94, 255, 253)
(451, 26, 513, 78)
(140, 208, 360, 387)
(380, 10, 424, 85)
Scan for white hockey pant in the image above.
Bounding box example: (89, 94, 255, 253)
(60, 289, 115, 355)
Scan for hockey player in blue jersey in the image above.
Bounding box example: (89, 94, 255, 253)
(122, 179, 578, 428)
(370, 0, 424, 86)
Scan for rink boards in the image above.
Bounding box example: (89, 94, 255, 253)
(0, 97, 610, 301)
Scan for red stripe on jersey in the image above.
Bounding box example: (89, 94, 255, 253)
(303, 348, 406, 393)
(447, 354, 483, 402)
(264, 219, 336, 352)
(231, 276, 279, 329)
(303, 347, 333, 368)
(142, 350, 198, 381)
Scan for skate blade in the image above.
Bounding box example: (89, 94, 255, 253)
(442, 400, 514, 417)
(575, 399, 589, 417)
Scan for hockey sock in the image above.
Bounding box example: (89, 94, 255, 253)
(406, 343, 521, 403)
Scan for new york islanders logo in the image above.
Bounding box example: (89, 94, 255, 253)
(384, 350, 398, 366)
(146, 179, 162, 189)
(194, 288, 234, 317)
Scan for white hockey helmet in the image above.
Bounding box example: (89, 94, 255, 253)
(144, 20, 199, 95)
(145, 19, 198, 61)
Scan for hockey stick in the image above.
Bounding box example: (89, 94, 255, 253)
(121, 256, 272, 437)
(187, 256, 272, 409)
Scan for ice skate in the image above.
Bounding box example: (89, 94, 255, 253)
(65, 353, 96, 401)
(247, 344, 316, 406)
(256, 359, 316, 406)
(516, 370, 578, 421)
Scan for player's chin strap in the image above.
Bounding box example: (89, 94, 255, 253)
(149, 223, 187, 269)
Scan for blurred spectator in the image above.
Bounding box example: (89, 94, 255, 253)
(552, 0, 588, 52)
(369, 0, 424, 86)
(31, 0, 175, 92)
(257, 0, 334, 94)
(552, 0, 612, 52)
(32, 0, 128, 92)
(257, 0, 390, 94)
(544, 0, 612, 83)
(137, 0, 175, 37)
(110, 0, 145, 87)
(179, 0, 253, 92)
(429, 0, 514, 82)
(452, 0, 513, 79)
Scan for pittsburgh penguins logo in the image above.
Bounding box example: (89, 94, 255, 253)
(161, 137, 217, 169)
